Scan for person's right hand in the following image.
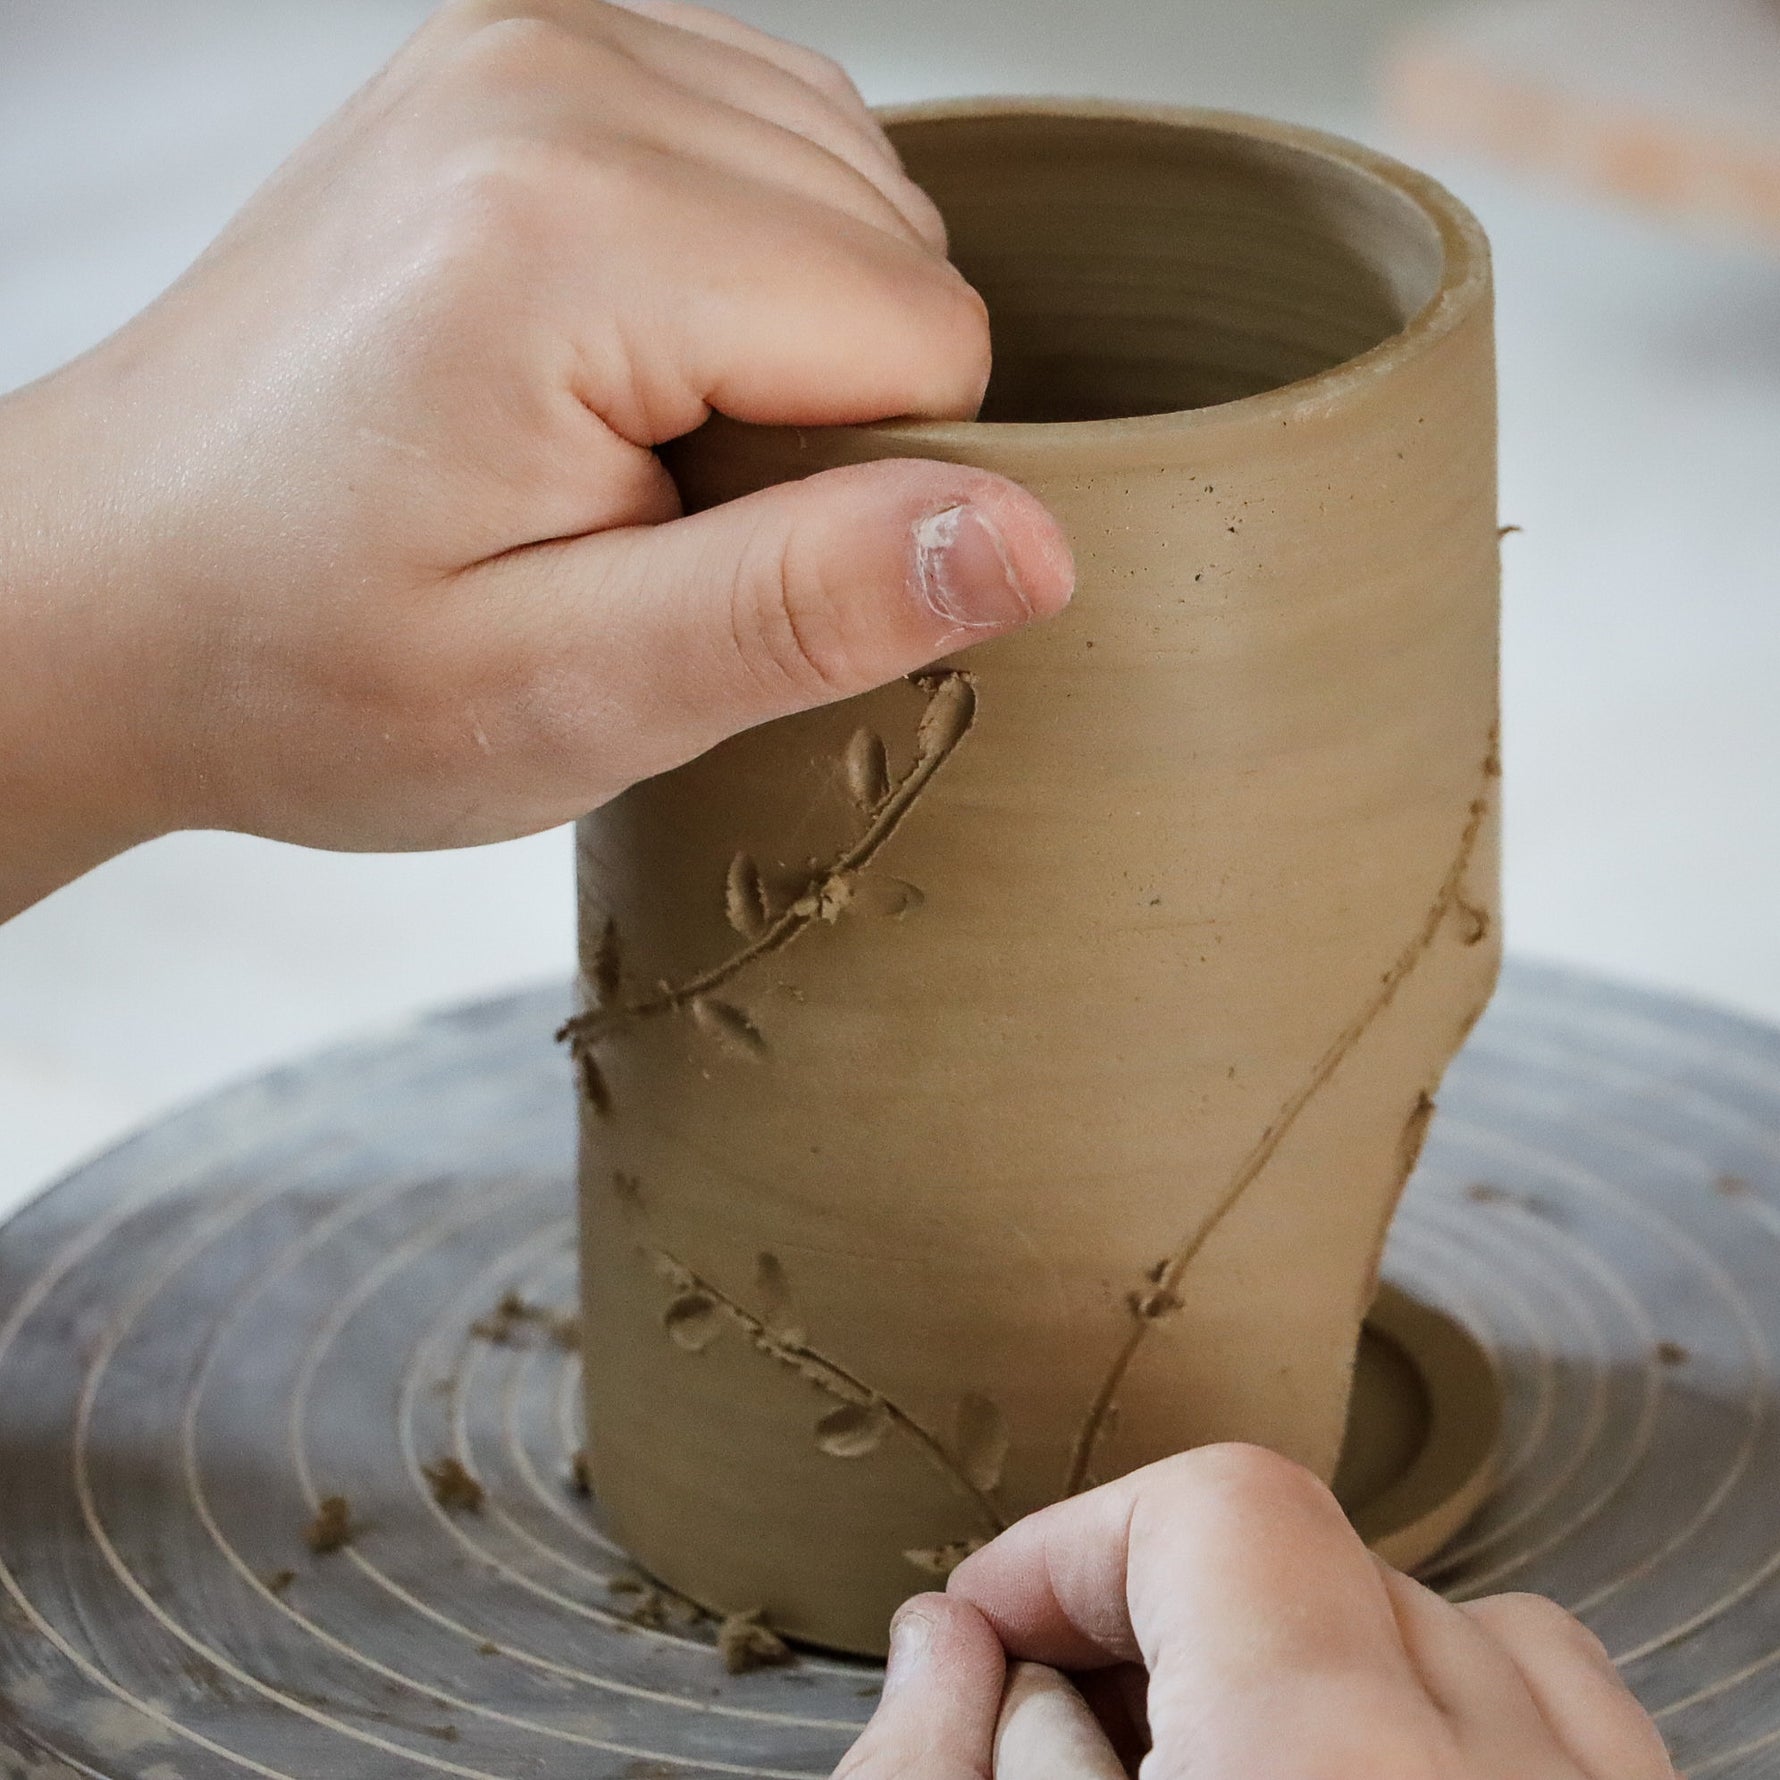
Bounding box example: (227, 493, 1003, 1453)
(841, 1446, 1676, 1779)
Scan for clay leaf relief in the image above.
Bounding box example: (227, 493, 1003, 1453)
(1064, 752, 1500, 1494)
(557, 670, 974, 1110)
(638, 1242, 1007, 1540)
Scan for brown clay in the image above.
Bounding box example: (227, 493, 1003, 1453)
(572, 100, 1502, 1656)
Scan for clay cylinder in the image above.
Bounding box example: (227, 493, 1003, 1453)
(572, 101, 1500, 1656)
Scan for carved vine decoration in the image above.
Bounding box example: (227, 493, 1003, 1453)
(566, 670, 999, 1564)
(558, 669, 975, 1108)
(1063, 744, 1501, 1494)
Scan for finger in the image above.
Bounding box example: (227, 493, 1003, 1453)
(410, 10, 988, 428)
(993, 1664, 1126, 1780)
(1372, 1564, 1586, 1773)
(459, 0, 944, 251)
(1461, 1595, 1678, 1780)
(565, 136, 988, 429)
(604, 2, 946, 250)
(949, 1446, 1438, 1779)
(618, 0, 901, 161)
(674, 180, 988, 425)
(836, 1594, 1005, 1780)
(648, 75, 940, 259)
(1072, 1666, 1149, 1772)
(454, 458, 1072, 812)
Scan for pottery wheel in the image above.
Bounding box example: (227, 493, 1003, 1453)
(6, 962, 1780, 1778)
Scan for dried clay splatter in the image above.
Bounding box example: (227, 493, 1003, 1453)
(608, 1575, 706, 1631)
(305, 1496, 354, 1555)
(903, 1537, 989, 1579)
(423, 1457, 485, 1515)
(471, 1289, 580, 1351)
(718, 1610, 793, 1675)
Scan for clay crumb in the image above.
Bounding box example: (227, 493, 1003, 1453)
(717, 1611, 792, 1676)
(1498, 523, 1523, 538)
(844, 728, 891, 811)
(305, 1496, 354, 1555)
(609, 1574, 705, 1631)
(477, 1640, 499, 1656)
(423, 1457, 485, 1515)
(814, 873, 855, 922)
(1715, 1174, 1754, 1199)
(725, 852, 773, 939)
(1656, 1341, 1690, 1367)
(903, 1538, 988, 1578)
(1466, 1182, 1511, 1205)
(814, 1402, 889, 1459)
(265, 1569, 296, 1596)
(619, 1587, 670, 1630)
(471, 1290, 578, 1350)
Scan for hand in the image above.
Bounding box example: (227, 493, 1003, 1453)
(840, 1446, 1676, 1779)
(0, 0, 1073, 918)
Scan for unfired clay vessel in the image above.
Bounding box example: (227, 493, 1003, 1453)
(569, 101, 1502, 1656)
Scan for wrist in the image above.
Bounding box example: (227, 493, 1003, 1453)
(0, 366, 196, 916)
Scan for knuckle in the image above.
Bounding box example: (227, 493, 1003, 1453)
(423, 150, 554, 278)
(1176, 1442, 1339, 1518)
(732, 524, 864, 705)
(919, 267, 992, 400)
(438, 6, 571, 72)
(781, 43, 862, 106)
(1488, 1591, 1614, 1662)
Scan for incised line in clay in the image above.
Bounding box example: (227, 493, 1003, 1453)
(1063, 762, 1497, 1494)
(643, 1242, 1008, 1539)
(558, 670, 977, 1103)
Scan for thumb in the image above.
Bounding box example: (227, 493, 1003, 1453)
(524, 458, 1074, 788)
(836, 1594, 1008, 1780)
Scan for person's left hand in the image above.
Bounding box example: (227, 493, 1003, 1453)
(838, 1446, 1676, 1779)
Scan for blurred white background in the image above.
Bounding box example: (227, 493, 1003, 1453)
(2, 0, 1776, 1219)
